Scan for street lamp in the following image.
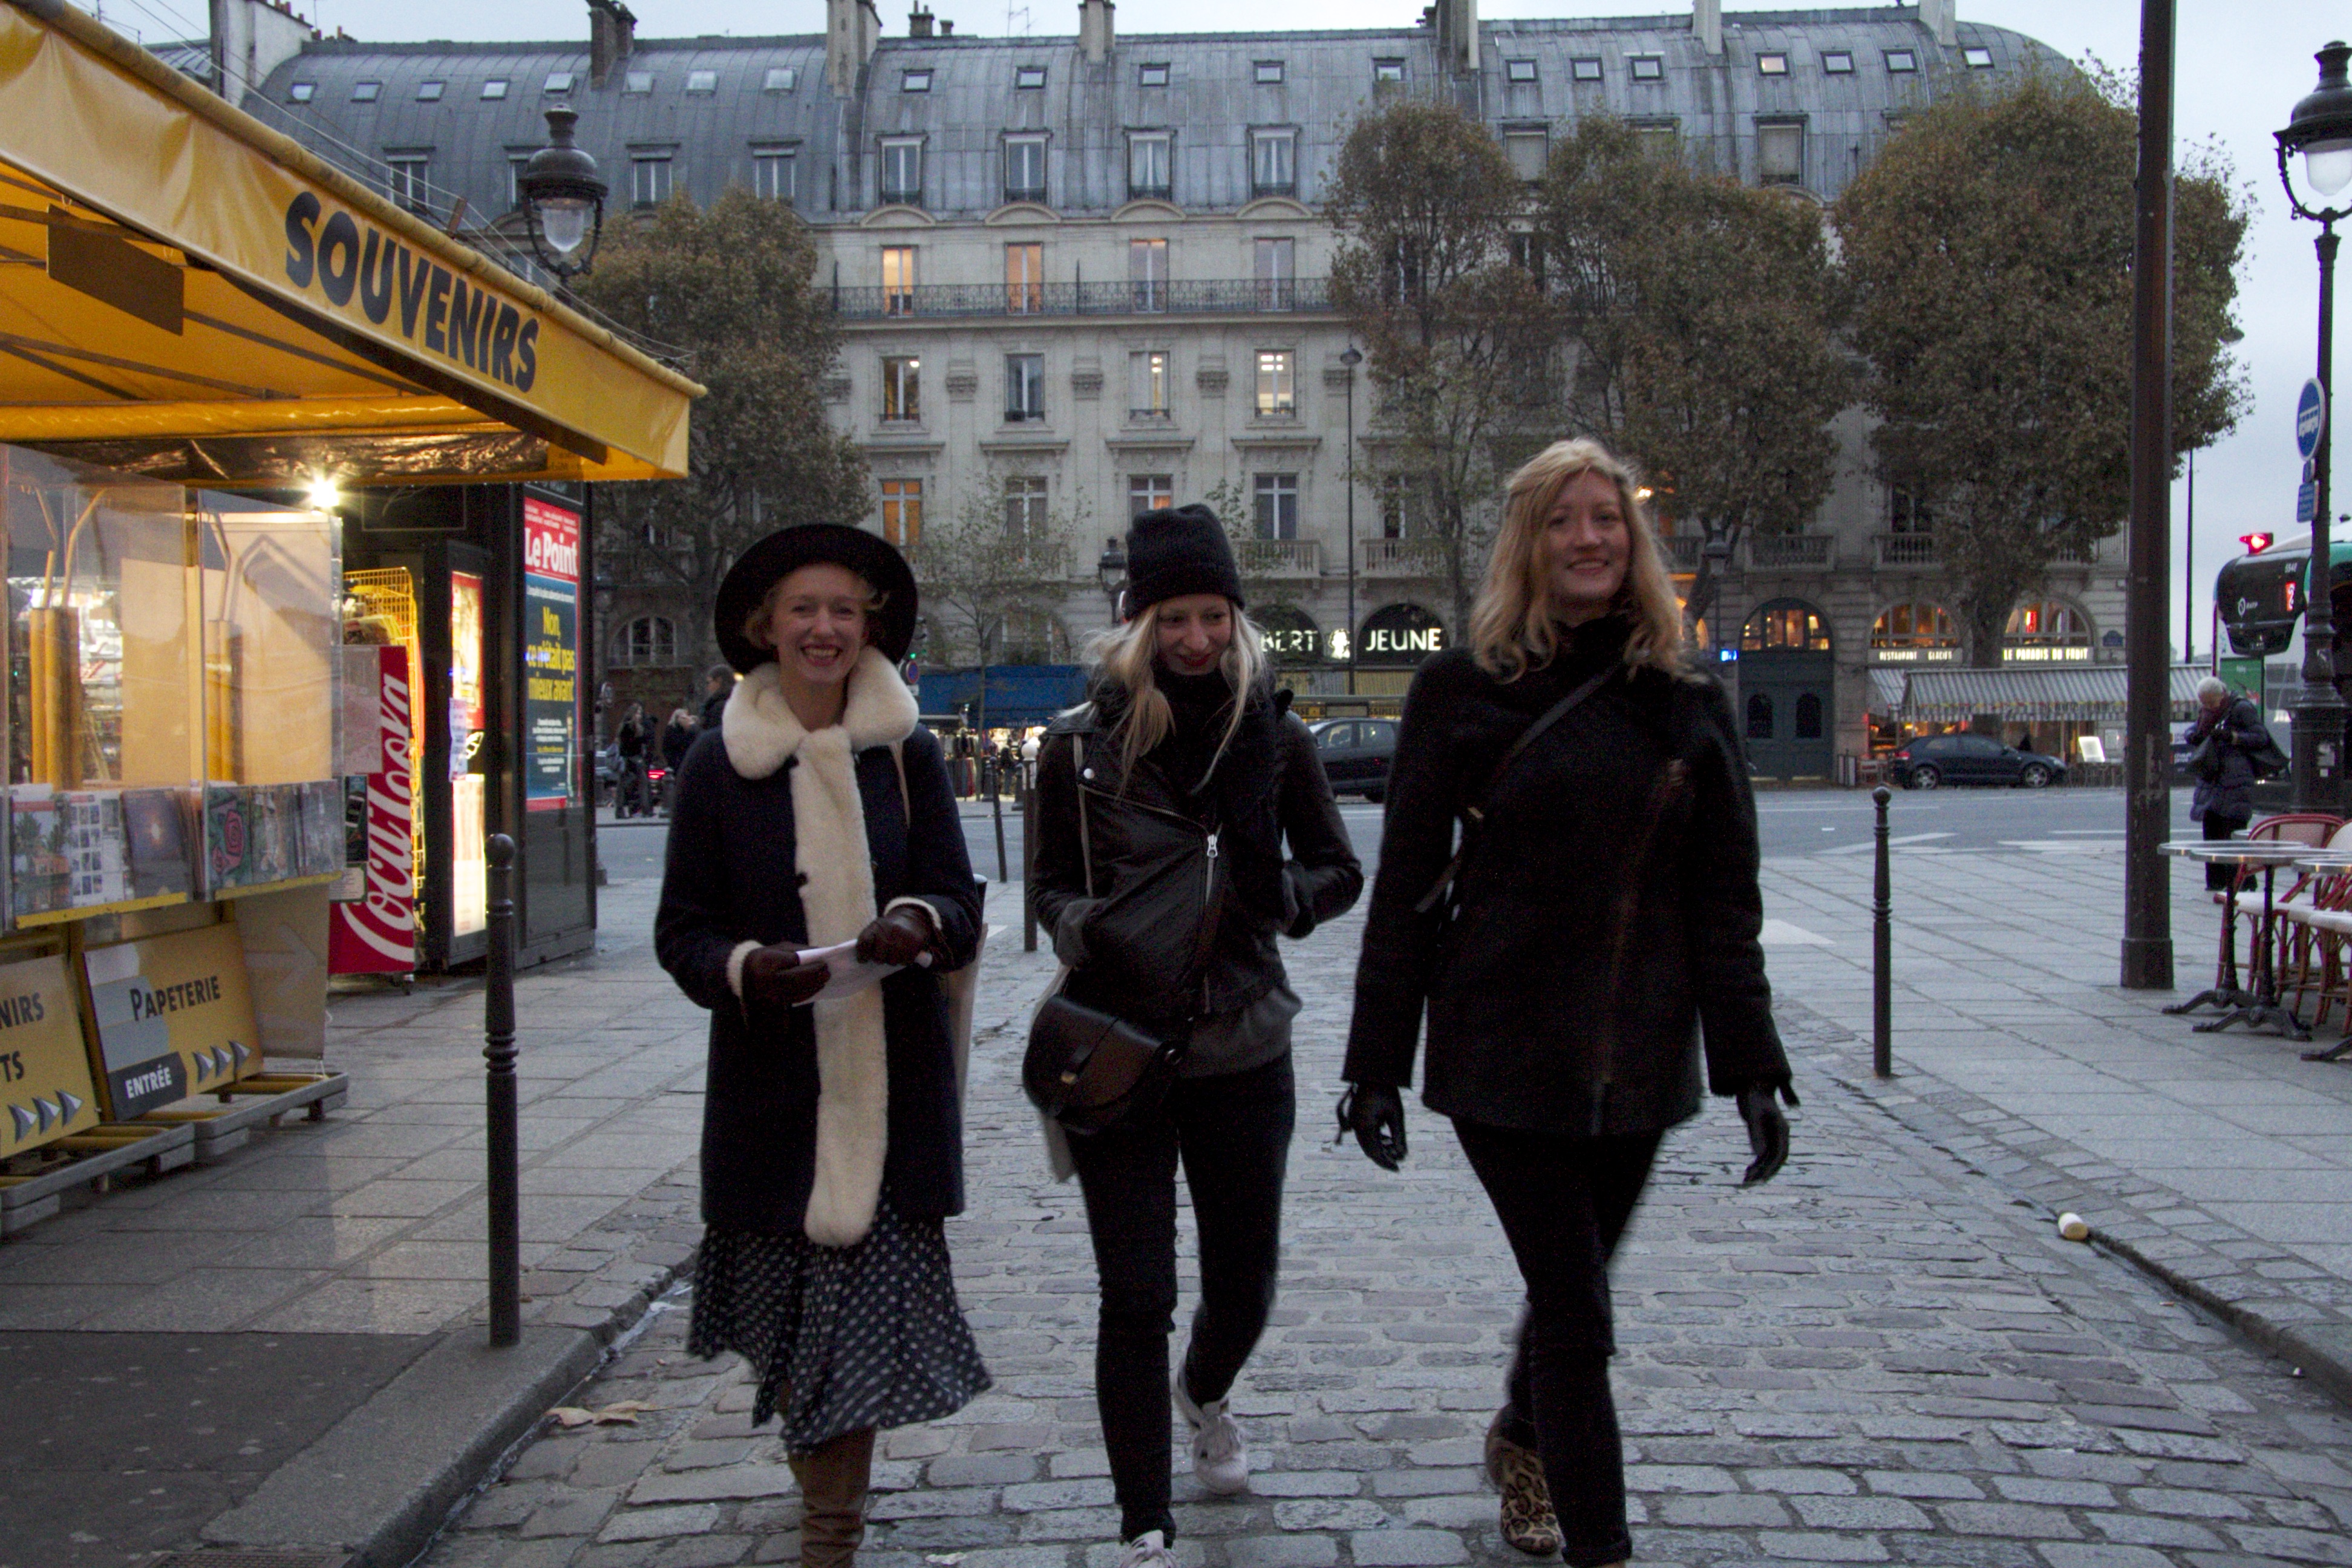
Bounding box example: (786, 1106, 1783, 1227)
(1096, 535, 1128, 624)
(1341, 345, 1362, 696)
(2276, 40, 2352, 811)
(1700, 533, 1733, 661)
(518, 106, 608, 286)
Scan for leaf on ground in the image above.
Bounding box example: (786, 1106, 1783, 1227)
(547, 1406, 595, 1428)
(591, 1400, 655, 1424)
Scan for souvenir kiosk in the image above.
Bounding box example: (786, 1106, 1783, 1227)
(0, 0, 697, 1227)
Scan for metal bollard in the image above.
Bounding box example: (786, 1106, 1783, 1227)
(992, 774, 1009, 885)
(1022, 786, 1039, 953)
(485, 832, 521, 1347)
(1872, 786, 1892, 1079)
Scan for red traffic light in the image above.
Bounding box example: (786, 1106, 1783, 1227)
(2240, 532, 2275, 554)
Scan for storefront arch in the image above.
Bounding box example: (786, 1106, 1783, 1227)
(1737, 597, 1834, 779)
(2005, 598, 2094, 662)
(1870, 601, 1959, 662)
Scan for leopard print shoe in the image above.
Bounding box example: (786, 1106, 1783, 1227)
(1485, 1411, 1562, 1557)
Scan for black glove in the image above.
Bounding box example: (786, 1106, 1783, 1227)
(1337, 1082, 1408, 1171)
(857, 904, 936, 968)
(1736, 1082, 1800, 1185)
(741, 944, 829, 1013)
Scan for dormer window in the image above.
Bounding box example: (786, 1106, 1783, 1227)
(1016, 65, 1047, 88)
(1373, 59, 1404, 83)
(289, 82, 315, 102)
(1505, 59, 1538, 84)
(544, 71, 574, 93)
(1254, 60, 1284, 84)
(1138, 62, 1169, 87)
(687, 70, 717, 93)
(1570, 58, 1602, 82)
(416, 80, 443, 100)
(1885, 49, 1918, 73)
(1757, 53, 1788, 76)
(903, 68, 933, 92)
(1963, 46, 1994, 68)
(1821, 51, 1854, 74)
(624, 71, 652, 93)
(351, 80, 380, 101)
(765, 67, 798, 90)
(1628, 56, 1664, 81)
(481, 79, 509, 99)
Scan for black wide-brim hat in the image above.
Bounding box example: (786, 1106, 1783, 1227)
(714, 524, 920, 673)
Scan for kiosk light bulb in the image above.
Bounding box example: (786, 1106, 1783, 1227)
(305, 474, 342, 512)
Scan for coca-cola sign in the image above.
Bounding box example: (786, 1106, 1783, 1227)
(330, 645, 417, 974)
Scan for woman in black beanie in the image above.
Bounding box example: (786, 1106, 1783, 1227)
(1030, 505, 1363, 1568)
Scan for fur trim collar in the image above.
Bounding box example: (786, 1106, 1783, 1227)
(722, 648, 920, 780)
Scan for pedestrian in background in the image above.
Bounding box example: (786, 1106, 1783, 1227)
(656, 525, 989, 1568)
(1031, 505, 1362, 1568)
(2187, 675, 2271, 891)
(660, 707, 696, 816)
(701, 661, 736, 733)
(616, 703, 651, 817)
(1339, 439, 1797, 1568)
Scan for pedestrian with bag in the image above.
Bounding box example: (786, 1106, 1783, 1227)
(615, 703, 651, 817)
(1028, 504, 1363, 1568)
(1338, 439, 1797, 1568)
(659, 706, 697, 817)
(2187, 676, 2278, 890)
(656, 524, 990, 1568)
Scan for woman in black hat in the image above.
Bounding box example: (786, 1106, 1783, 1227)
(1030, 505, 1363, 1568)
(656, 524, 988, 1568)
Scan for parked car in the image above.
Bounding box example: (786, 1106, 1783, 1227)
(1887, 733, 2067, 790)
(1308, 716, 1399, 803)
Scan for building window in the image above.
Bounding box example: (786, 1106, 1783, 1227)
(1253, 474, 1299, 540)
(1129, 238, 1168, 310)
(1632, 122, 1679, 160)
(1759, 122, 1803, 185)
(754, 145, 797, 201)
(1251, 130, 1296, 195)
(1129, 474, 1174, 514)
(416, 80, 444, 100)
(881, 356, 920, 423)
(1756, 53, 1788, 76)
(613, 616, 676, 667)
(289, 81, 317, 103)
(1505, 59, 1538, 83)
(482, 79, 509, 99)
(1509, 230, 1545, 280)
(1963, 46, 1994, 68)
(1255, 236, 1295, 309)
(1255, 350, 1296, 418)
(881, 137, 923, 203)
(1128, 132, 1172, 200)
(1005, 242, 1044, 313)
(1130, 350, 1170, 418)
(1884, 49, 1918, 73)
(1004, 476, 1049, 538)
(765, 67, 798, 91)
(902, 68, 933, 92)
(2004, 600, 2091, 660)
(1890, 486, 1933, 534)
(1005, 353, 1045, 421)
(508, 155, 530, 209)
(1870, 602, 1959, 661)
(1377, 476, 1405, 538)
(881, 246, 916, 315)
(624, 71, 652, 93)
(632, 153, 672, 208)
(386, 154, 431, 211)
(1004, 135, 1048, 203)
(1138, 61, 1169, 87)
(544, 71, 574, 93)
(1373, 59, 1404, 83)
(1016, 65, 1047, 88)
(1628, 55, 1664, 81)
(1504, 129, 1549, 181)
(686, 69, 717, 93)
(1254, 60, 1284, 84)
(880, 479, 923, 550)
(1742, 604, 1831, 651)
(1570, 57, 1602, 82)
(351, 80, 380, 101)
(1821, 50, 1855, 74)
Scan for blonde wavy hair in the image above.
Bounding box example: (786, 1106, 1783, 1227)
(1077, 599, 1269, 782)
(1468, 437, 1690, 682)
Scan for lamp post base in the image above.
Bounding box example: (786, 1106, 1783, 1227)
(2120, 934, 2175, 991)
(2290, 691, 2351, 817)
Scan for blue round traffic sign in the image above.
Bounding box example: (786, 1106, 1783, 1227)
(2298, 377, 2327, 460)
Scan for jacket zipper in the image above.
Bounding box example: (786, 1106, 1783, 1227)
(1200, 830, 1221, 1012)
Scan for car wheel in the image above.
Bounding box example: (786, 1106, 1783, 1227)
(2020, 763, 2053, 789)
(1910, 765, 1941, 790)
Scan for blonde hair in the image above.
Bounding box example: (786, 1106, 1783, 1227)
(1076, 600, 1269, 782)
(1468, 438, 1690, 682)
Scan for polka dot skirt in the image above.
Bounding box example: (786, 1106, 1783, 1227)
(688, 1189, 991, 1454)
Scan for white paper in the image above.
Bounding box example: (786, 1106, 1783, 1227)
(794, 939, 902, 1002)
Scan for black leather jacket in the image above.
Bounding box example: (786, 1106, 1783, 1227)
(1031, 682, 1362, 1032)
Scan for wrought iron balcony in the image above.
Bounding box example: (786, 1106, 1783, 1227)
(828, 277, 1333, 321)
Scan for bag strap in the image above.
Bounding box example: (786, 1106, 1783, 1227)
(1073, 731, 1094, 898)
(1414, 667, 1617, 916)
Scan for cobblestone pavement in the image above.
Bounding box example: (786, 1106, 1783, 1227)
(422, 898, 2352, 1568)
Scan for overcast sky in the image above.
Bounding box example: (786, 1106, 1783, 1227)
(103, 0, 2352, 653)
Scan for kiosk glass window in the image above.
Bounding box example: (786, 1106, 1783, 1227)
(448, 569, 488, 938)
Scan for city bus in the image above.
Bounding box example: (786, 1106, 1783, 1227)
(2210, 531, 2352, 703)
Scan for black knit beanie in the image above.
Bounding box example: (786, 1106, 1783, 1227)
(1124, 505, 1245, 618)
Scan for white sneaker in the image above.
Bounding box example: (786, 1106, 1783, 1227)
(1120, 1530, 1178, 1568)
(1173, 1367, 1250, 1494)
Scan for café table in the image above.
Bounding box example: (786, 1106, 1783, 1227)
(2160, 840, 2333, 1039)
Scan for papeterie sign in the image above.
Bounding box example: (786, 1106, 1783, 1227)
(85, 920, 263, 1119)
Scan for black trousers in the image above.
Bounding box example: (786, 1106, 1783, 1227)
(1068, 1054, 1294, 1543)
(1454, 1121, 1664, 1568)
(2203, 809, 2250, 890)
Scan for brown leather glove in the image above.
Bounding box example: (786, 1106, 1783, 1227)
(741, 944, 829, 1013)
(856, 904, 936, 968)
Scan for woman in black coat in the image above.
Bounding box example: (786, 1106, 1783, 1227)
(1030, 505, 1362, 1568)
(1341, 440, 1797, 1568)
(656, 526, 987, 1568)
(2186, 676, 2271, 890)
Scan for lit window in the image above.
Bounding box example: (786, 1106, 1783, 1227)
(1570, 58, 1602, 82)
(417, 80, 443, 100)
(1255, 350, 1296, 418)
(753, 145, 797, 201)
(1757, 53, 1788, 76)
(482, 79, 509, 99)
(880, 479, 923, 550)
(687, 70, 717, 93)
(882, 356, 921, 423)
(1005, 354, 1045, 422)
(289, 81, 315, 102)
(632, 154, 673, 208)
(1759, 122, 1803, 185)
(1505, 59, 1537, 83)
(1821, 51, 1854, 74)
(351, 80, 380, 102)
(1250, 129, 1296, 194)
(1128, 132, 1171, 199)
(1741, 605, 1830, 652)
(1130, 351, 1169, 417)
(1129, 238, 1168, 310)
(1373, 59, 1404, 83)
(1885, 49, 1918, 73)
(902, 68, 932, 92)
(1963, 46, 1994, 68)
(1253, 474, 1299, 540)
(1016, 65, 1047, 89)
(2004, 600, 2091, 659)
(1005, 241, 1044, 313)
(1629, 56, 1664, 81)
(765, 67, 798, 91)
(1004, 136, 1048, 203)
(544, 71, 573, 93)
(624, 71, 652, 94)
(881, 245, 917, 314)
(1870, 603, 1958, 660)
(1138, 62, 1169, 87)
(881, 138, 924, 203)
(1504, 129, 1548, 181)
(1255, 60, 1284, 84)
(1129, 474, 1174, 513)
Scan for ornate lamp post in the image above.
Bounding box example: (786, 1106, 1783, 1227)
(1096, 535, 1128, 624)
(2276, 41, 2352, 812)
(517, 107, 609, 289)
(1341, 345, 1362, 694)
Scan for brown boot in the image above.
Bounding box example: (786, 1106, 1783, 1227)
(789, 1426, 877, 1568)
(1486, 1410, 1561, 1557)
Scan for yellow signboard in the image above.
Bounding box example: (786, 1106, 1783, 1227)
(0, 952, 99, 1157)
(84, 922, 262, 1120)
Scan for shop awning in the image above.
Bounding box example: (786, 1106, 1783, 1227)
(1867, 668, 1905, 718)
(1899, 663, 2207, 724)
(0, 0, 699, 484)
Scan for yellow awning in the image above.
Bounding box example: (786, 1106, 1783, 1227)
(0, 0, 699, 484)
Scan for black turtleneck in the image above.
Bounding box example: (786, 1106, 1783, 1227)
(1153, 668, 1237, 799)
(1489, 613, 1634, 715)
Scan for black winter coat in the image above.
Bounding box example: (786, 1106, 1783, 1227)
(2189, 696, 2267, 822)
(1031, 681, 1362, 1032)
(656, 665, 981, 1235)
(1344, 621, 1790, 1136)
